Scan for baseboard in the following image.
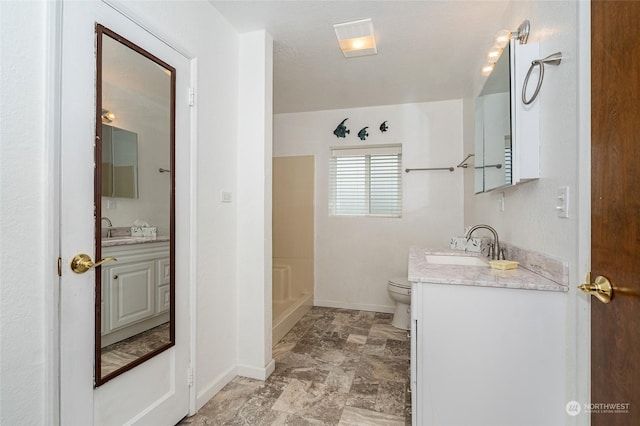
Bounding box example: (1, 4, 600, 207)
(314, 299, 395, 314)
(195, 365, 237, 411)
(237, 358, 276, 381)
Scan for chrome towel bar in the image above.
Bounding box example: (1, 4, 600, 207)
(405, 167, 454, 173)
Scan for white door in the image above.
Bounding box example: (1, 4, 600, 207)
(59, 1, 192, 424)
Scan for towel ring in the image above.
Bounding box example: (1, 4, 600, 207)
(522, 52, 563, 105)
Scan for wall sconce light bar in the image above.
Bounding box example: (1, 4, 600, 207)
(482, 19, 530, 75)
(514, 20, 530, 44)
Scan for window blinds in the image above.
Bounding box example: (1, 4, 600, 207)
(329, 144, 402, 217)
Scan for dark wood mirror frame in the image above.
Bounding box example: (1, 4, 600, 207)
(94, 24, 176, 386)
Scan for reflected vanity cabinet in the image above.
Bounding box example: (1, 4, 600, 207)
(100, 241, 170, 347)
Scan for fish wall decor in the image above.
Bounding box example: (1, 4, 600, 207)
(333, 118, 350, 138)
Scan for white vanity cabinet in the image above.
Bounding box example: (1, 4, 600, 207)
(101, 241, 170, 347)
(410, 282, 566, 426)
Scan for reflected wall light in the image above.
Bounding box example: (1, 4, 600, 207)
(487, 49, 502, 64)
(101, 109, 115, 123)
(481, 64, 495, 76)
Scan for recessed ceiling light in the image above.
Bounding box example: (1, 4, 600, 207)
(333, 18, 377, 58)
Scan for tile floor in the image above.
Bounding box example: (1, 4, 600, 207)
(180, 307, 411, 425)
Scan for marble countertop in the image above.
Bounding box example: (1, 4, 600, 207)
(409, 246, 568, 292)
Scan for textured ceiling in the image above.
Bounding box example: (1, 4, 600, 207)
(210, 0, 510, 113)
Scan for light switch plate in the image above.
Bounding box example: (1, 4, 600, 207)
(556, 186, 569, 218)
(221, 191, 232, 203)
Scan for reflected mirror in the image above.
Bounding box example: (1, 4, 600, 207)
(94, 25, 175, 386)
(475, 40, 513, 193)
(101, 124, 139, 198)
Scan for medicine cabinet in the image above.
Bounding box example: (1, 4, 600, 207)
(475, 38, 540, 193)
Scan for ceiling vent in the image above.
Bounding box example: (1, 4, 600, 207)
(333, 18, 377, 58)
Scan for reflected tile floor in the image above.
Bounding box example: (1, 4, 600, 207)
(180, 307, 411, 425)
(101, 322, 170, 377)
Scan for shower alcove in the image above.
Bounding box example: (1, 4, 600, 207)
(272, 155, 314, 344)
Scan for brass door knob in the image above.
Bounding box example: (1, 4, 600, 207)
(70, 254, 117, 274)
(578, 273, 613, 304)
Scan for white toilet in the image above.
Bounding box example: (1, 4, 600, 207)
(387, 277, 412, 330)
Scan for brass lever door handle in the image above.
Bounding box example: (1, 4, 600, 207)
(70, 253, 117, 274)
(578, 272, 613, 304)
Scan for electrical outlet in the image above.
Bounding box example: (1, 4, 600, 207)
(498, 192, 505, 212)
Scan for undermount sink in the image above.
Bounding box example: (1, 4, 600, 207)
(425, 254, 489, 267)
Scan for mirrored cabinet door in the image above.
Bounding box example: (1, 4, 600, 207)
(474, 41, 512, 193)
(474, 39, 541, 194)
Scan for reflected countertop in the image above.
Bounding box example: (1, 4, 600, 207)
(408, 246, 568, 292)
(102, 235, 170, 248)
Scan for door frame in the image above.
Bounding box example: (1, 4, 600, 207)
(576, 0, 592, 422)
(46, 0, 199, 422)
(44, 1, 63, 423)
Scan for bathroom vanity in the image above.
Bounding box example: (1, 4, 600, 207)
(100, 238, 170, 347)
(408, 247, 568, 426)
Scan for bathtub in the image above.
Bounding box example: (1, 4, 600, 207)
(272, 260, 313, 344)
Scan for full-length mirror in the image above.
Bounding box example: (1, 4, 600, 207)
(95, 25, 175, 385)
(475, 40, 513, 193)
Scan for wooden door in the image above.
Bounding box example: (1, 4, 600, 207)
(591, 1, 640, 423)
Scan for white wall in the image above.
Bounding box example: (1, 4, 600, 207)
(463, 2, 590, 424)
(0, 2, 50, 424)
(236, 30, 275, 380)
(274, 100, 465, 312)
(0, 0, 244, 422)
(112, 0, 244, 410)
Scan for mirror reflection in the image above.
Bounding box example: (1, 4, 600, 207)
(95, 25, 175, 385)
(101, 124, 139, 199)
(475, 40, 512, 193)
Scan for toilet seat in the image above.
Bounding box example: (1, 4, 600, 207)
(387, 277, 412, 330)
(388, 277, 411, 289)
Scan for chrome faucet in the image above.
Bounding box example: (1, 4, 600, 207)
(466, 224, 504, 260)
(101, 217, 113, 238)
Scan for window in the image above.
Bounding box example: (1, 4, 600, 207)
(329, 144, 402, 217)
(504, 135, 512, 185)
